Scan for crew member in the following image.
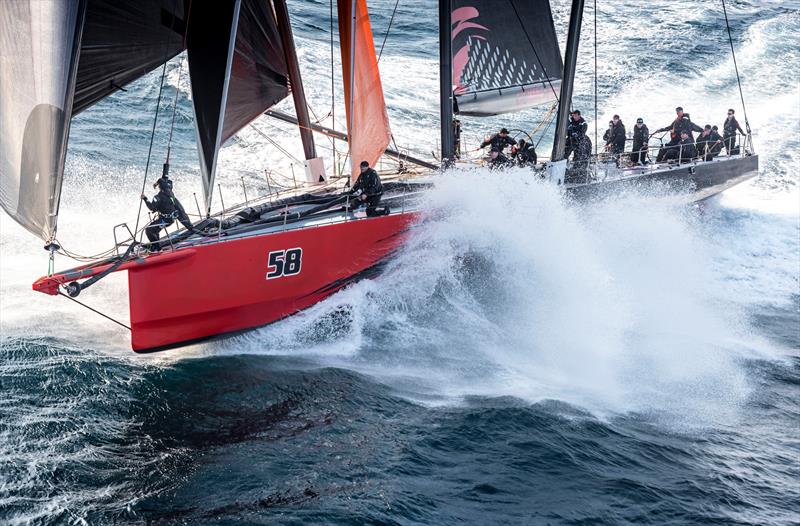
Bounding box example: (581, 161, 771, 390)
(662, 131, 696, 162)
(565, 110, 588, 159)
(630, 117, 650, 165)
(480, 127, 516, 167)
(602, 120, 613, 145)
(511, 139, 537, 166)
(654, 106, 703, 162)
(141, 175, 193, 250)
(350, 161, 387, 217)
(723, 109, 745, 155)
(696, 125, 724, 161)
(606, 114, 626, 165)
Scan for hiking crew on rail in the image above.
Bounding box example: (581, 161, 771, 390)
(476, 104, 749, 170)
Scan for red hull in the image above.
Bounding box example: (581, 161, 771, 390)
(124, 212, 418, 351)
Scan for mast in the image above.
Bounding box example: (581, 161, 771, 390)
(439, 0, 454, 167)
(273, 0, 316, 160)
(551, 0, 585, 161)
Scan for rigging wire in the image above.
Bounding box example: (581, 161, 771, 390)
(377, 0, 401, 62)
(58, 292, 131, 331)
(249, 123, 303, 165)
(720, 0, 751, 134)
(165, 55, 185, 164)
(132, 0, 180, 240)
(506, 0, 560, 104)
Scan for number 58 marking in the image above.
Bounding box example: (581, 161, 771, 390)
(266, 248, 302, 279)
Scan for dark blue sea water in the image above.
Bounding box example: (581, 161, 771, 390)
(1, 1, 799, 524)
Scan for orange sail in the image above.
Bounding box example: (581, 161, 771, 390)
(338, 0, 392, 180)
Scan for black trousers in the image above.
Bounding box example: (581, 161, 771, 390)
(145, 216, 174, 243)
(656, 138, 681, 162)
(724, 134, 737, 154)
(353, 194, 384, 217)
(630, 144, 647, 164)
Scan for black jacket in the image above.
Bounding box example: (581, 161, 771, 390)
(723, 116, 745, 137)
(352, 168, 383, 197)
(696, 130, 723, 155)
(513, 142, 537, 165)
(567, 117, 588, 143)
(144, 190, 192, 229)
(678, 137, 697, 160)
(145, 190, 179, 217)
(480, 133, 516, 153)
(656, 115, 703, 140)
(632, 124, 650, 149)
(606, 121, 626, 152)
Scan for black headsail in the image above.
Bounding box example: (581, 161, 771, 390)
(187, 0, 288, 213)
(0, 0, 289, 240)
(450, 0, 563, 117)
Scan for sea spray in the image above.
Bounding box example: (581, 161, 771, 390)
(212, 169, 765, 421)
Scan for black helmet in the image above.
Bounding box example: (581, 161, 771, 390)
(500, 128, 509, 134)
(359, 160, 370, 168)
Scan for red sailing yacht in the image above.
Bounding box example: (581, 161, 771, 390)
(3, 0, 431, 352)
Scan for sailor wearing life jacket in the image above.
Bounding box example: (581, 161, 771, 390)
(654, 106, 703, 162)
(141, 175, 192, 247)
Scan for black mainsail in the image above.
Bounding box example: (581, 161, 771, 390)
(450, 0, 563, 117)
(0, 0, 289, 240)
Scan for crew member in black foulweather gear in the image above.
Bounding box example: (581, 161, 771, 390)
(602, 120, 613, 144)
(480, 127, 516, 167)
(654, 106, 703, 162)
(350, 161, 387, 217)
(565, 110, 588, 160)
(696, 124, 724, 161)
(630, 117, 650, 164)
(662, 131, 697, 162)
(723, 108, 745, 155)
(141, 175, 192, 249)
(709, 126, 724, 156)
(605, 114, 626, 165)
(453, 119, 462, 159)
(511, 139, 537, 166)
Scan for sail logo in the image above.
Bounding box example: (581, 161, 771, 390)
(266, 248, 303, 279)
(452, 7, 488, 95)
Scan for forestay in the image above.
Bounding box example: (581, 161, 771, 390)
(451, 0, 563, 117)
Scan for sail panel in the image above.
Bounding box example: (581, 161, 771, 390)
(186, 0, 240, 212)
(338, 0, 392, 179)
(451, 0, 562, 116)
(0, 0, 85, 241)
(73, 0, 186, 115)
(221, 0, 289, 144)
(188, 0, 290, 211)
